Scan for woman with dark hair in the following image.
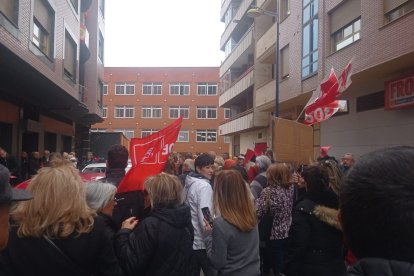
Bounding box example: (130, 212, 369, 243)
(284, 165, 345, 276)
(204, 170, 260, 275)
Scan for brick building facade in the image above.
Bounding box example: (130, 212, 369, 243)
(92, 67, 230, 156)
(0, 0, 105, 159)
(220, 0, 414, 159)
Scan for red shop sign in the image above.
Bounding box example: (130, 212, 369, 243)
(385, 73, 414, 110)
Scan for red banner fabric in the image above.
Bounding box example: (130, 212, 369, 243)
(304, 60, 353, 126)
(244, 149, 256, 165)
(117, 117, 183, 193)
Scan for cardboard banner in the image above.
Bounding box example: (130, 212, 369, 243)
(117, 117, 183, 193)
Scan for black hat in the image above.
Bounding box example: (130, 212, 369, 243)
(0, 164, 32, 204)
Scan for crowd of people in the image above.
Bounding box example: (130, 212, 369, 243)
(1, 144, 414, 276)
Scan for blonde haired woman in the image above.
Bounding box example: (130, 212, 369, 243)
(116, 172, 195, 276)
(1, 161, 123, 276)
(255, 163, 294, 275)
(204, 170, 260, 275)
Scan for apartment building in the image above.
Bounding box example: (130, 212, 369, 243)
(92, 67, 229, 155)
(0, 0, 106, 159)
(220, 0, 414, 159)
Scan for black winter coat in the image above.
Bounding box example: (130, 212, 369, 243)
(347, 258, 414, 275)
(1, 216, 123, 276)
(115, 204, 196, 276)
(284, 190, 346, 276)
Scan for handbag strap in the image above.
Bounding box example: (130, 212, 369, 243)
(43, 235, 90, 276)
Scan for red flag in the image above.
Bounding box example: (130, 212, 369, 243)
(254, 143, 268, 156)
(244, 149, 255, 165)
(117, 117, 183, 193)
(304, 60, 353, 125)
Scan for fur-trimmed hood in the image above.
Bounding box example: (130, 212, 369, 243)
(314, 205, 342, 231)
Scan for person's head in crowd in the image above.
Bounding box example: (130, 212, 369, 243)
(237, 155, 245, 166)
(163, 157, 177, 175)
(255, 155, 272, 173)
(301, 164, 338, 208)
(265, 149, 275, 162)
(266, 163, 292, 188)
(214, 156, 224, 172)
(62, 152, 69, 160)
(208, 151, 217, 160)
(49, 152, 62, 164)
(340, 146, 414, 263)
(0, 148, 7, 158)
(341, 153, 355, 169)
(43, 150, 50, 158)
(182, 159, 195, 173)
(222, 152, 230, 160)
(321, 159, 343, 195)
(194, 153, 215, 180)
(31, 151, 40, 160)
(12, 160, 95, 239)
(144, 173, 183, 208)
(231, 165, 249, 182)
(21, 151, 28, 159)
(87, 151, 94, 161)
(86, 181, 117, 216)
(212, 170, 256, 232)
(0, 165, 32, 250)
(223, 159, 237, 170)
(107, 144, 128, 169)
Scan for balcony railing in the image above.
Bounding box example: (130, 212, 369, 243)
(219, 67, 254, 107)
(256, 22, 277, 63)
(219, 108, 269, 135)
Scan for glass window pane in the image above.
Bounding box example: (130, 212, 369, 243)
(312, 18, 318, 50)
(354, 19, 361, 32)
(303, 5, 310, 23)
(343, 24, 353, 37)
(312, 1, 318, 16)
(303, 25, 310, 55)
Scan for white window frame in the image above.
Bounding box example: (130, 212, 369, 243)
(103, 83, 108, 95)
(141, 106, 162, 118)
(197, 106, 217, 119)
(114, 105, 135, 118)
(142, 82, 162, 95)
(115, 82, 135, 95)
(114, 129, 134, 139)
(90, 128, 106, 133)
(197, 83, 218, 96)
(141, 129, 159, 138)
(333, 18, 361, 52)
(169, 106, 189, 119)
(169, 82, 190, 95)
(196, 129, 217, 142)
(177, 130, 190, 142)
(224, 108, 231, 119)
(102, 106, 107, 118)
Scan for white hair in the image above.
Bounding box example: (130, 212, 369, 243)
(85, 181, 116, 212)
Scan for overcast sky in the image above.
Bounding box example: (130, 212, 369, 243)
(104, 0, 225, 67)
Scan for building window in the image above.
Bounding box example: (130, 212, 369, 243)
(197, 83, 218, 95)
(280, 0, 290, 22)
(0, 0, 19, 25)
(90, 128, 106, 132)
(196, 129, 217, 142)
(224, 136, 231, 143)
(357, 91, 384, 112)
(114, 129, 135, 139)
(385, 0, 414, 23)
(142, 82, 162, 95)
(69, 0, 78, 13)
(169, 106, 189, 119)
(32, 0, 55, 58)
(141, 129, 159, 138)
(169, 83, 190, 95)
(114, 106, 135, 118)
(141, 106, 162, 118)
(177, 130, 189, 142)
(64, 30, 77, 82)
(197, 106, 217, 119)
(102, 106, 107, 118)
(302, 0, 318, 78)
(332, 18, 360, 51)
(103, 84, 108, 95)
(99, 0, 105, 18)
(281, 44, 290, 79)
(98, 31, 104, 63)
(98, 80, 104, 108)
(115, 82, 135, 95)
(224, 108, 231, 119)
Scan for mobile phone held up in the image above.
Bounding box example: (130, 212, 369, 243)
(201, 207, 214, 227)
